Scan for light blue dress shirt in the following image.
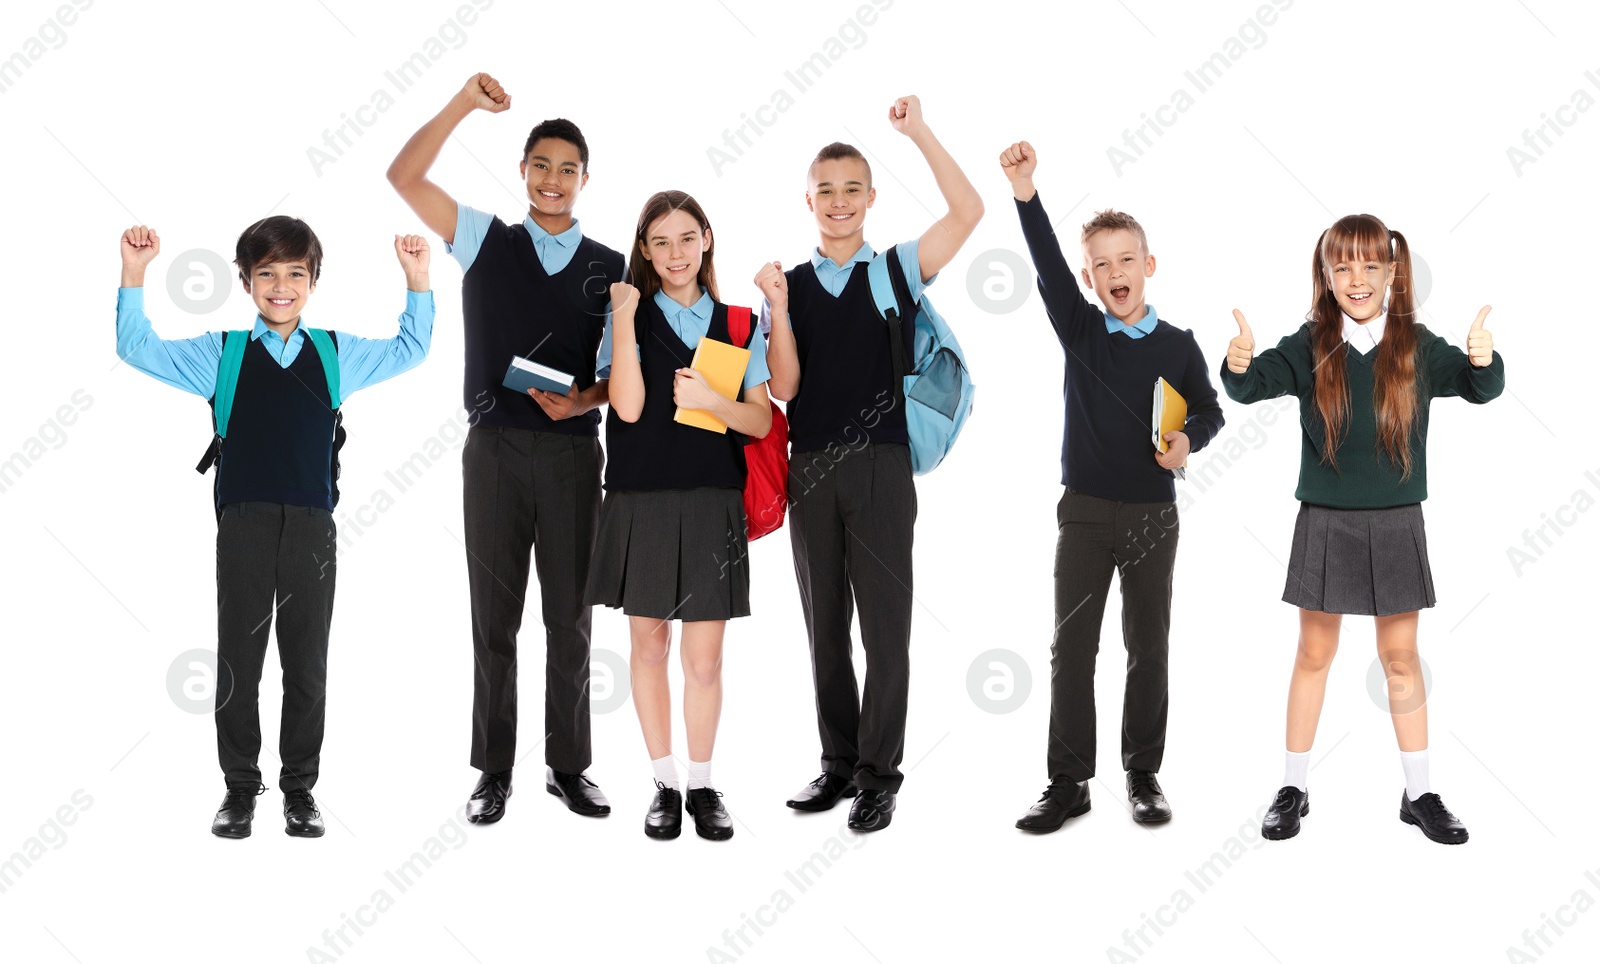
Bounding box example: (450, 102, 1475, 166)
(757, 238, 934, 333)
(596, 287, 770, 389)
(115, 287, 435, 405)
(1107, 302, 1159, 338)
(446, 203, 583, 275)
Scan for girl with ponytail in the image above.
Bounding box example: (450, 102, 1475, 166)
(1221, 213, 1504, 846)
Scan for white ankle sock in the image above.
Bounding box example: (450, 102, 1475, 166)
(1284, 750, 1311, 792)
(651, 755, 679, 791)
(1400, 749, 1430, 801)
(687, 758, 712, 790)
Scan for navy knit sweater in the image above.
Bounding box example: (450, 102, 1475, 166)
(1016, 193, 1224, 503)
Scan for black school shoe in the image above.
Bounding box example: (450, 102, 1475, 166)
(786, 772, 857, 812)
(645, 782, 683, 840)
(1015, 780, 1091, 833)
(685, 787, 734, 840)
(1261, 786, 1309, 840)
(1127, 770, 1172, 824)
(847, 789, 897, 833)
(284, 788, 326, 838)
(466, 769, 512, 824)
(211, 784, 266, 839)
(1399, 791, 1469, 844)
(546, 767, 611, 817)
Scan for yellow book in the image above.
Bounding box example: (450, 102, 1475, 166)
(1152, 376, 1188, 478)
(674, 336, 750, 434)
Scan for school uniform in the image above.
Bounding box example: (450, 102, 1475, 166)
(1220, 310, 1506, 615)
(115, 287, 434, 791)
(777, 239, 928, 795)
(586, 287, 770, 621)
(448, 206, 625, 776)
(1014, 193, 1226, 784)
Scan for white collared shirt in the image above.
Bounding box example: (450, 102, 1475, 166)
(1341, 308, 1386, 355)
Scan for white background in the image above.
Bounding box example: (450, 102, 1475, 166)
(0, 0, 1594, 961)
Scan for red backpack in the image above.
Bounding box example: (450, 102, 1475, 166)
(726, 306, 789, 540)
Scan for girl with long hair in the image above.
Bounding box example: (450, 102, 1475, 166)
(586, 190, 773, 841)
(1222, 214, 1503, 844)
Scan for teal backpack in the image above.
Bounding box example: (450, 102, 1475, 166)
(866, 245, 976, 475)
(195, 328, 344, 519)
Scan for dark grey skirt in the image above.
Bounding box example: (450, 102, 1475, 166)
(1281, 502, 1436, 616)
(584, 487, 751, 621)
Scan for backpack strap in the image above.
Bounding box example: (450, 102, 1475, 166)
(305, 328, 342, 409)
(868, 246, 918, 390)
(212, 329, 251, 438)
(725, 305, 753, 348)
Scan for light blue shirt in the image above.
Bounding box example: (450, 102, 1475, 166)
(446, 203, 583, 275)
(757, 238, 934, 333)
(1107, 302, 1159, 338)
(115, 287, 434, 404)
(596, 287, 771, 390)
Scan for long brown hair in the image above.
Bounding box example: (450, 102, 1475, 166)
(627, 190, 719, 302)
(1308, 214, 1420, 479)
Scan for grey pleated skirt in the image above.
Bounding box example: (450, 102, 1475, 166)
(1281, 502, 1436, 616)
(584, 487, 751, 621)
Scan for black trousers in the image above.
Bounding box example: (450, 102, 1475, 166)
(788, 442, 916, 793)
(463, 425, 602, 775)
(1047, 487, 1179, 782)
(215, 501, 337, 792)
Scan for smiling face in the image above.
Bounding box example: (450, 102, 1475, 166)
(1080, 227, 1156, 324)
(520, 136, 588, 220)
(1323, 254, 1395, 321)
(640, 207, 709, 301)
(241, 259, 314, 326)
(806, 156, 875, 247)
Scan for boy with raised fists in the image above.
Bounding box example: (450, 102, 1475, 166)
(999, 142, 1224, 834)
(117, 219, 433, 838)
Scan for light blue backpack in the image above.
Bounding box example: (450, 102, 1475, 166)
(866, 245, 975, 475)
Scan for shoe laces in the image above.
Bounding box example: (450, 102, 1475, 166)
(284, 788, 319, 816)
(1271, 787, 1298, 811)
(807, 773, 832, 789)
(1130, 772, 1161, 795)
(688, 787, 725, 811)
(221, 784, 265, 814)
(1416, 793, 1452, 821)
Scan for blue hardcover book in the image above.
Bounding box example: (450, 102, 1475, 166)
(503, 355, 575, 396)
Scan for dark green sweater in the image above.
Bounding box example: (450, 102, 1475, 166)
(1219, 322, 1505, 508)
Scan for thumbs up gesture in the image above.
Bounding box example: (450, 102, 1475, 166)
(1467, 305, 1494, 367)
(1227, 309, 1255, 373)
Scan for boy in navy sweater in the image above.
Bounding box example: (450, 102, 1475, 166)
(998, 142, 1224, 832)
(117, 218, 433, 838)
(388, 72, 624, 823)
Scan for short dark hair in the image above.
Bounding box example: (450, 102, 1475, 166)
(808, 141, 871, 186)
(523, 118, 590, 170)
(235, 216, 324, 285)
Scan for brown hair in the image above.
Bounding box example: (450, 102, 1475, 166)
(808, 141, 871, 187)
(627, 190, 719, 302)
(1308, 214, 1420, 478)
(235, 216, 323, 285)
(1081, 209, 1149, 255)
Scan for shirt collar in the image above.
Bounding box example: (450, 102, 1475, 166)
(1106, 303, 1159, 338)
(654, 286, 713, 322)
(524, 216, 583, 249)
(1341, 308, 1386, 355)
(811, 241, 874, 270)
(250, 316, 303, 343)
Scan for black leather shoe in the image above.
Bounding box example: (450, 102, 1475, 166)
(1127, 769, 1172, 824)
(546, 767, 611, 817)
(466, 769, 512, 824)
(1399, 791, 1469, 844)
(847, 789, 897, 832)
(645, 782, 683, 840)
(283, 788, 326, 838)
(211, 784, 265, 839)
(1262, 786, 1309, 840)
(685, 787, 733, 840)
(786, 772, 857, 812)
(1015, 780, 1091, 833)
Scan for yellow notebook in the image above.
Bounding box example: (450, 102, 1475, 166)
(1152, 376, 1188, 477)
(674, 336, 750, 434)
